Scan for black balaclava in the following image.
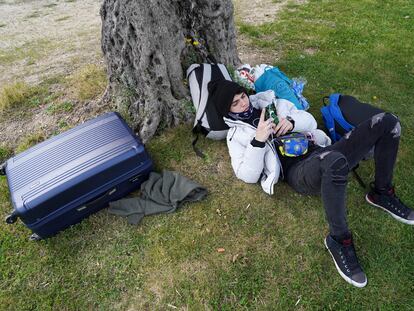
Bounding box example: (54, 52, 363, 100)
(208, 80, 247, 118)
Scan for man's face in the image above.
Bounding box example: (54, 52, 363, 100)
(230, 93, 249, 113)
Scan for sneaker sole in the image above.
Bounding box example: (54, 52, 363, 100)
(365, 194, 414, 225)
(324, 237, 367, 288)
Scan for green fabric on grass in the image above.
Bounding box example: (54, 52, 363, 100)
(107, 170, 207, 224)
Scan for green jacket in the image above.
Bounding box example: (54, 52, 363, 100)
(107, 170, 207, 224)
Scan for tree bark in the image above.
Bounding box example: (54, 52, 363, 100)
(100, 0, 240, 142)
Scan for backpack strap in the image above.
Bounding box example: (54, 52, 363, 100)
(194, 64, 211, 127)
(217, 63, 231, 81)
(190, 64, 212, 158)
(328, 93, 354, 139)
(321, 102, 337, 142)
(186, 63, 200, 80)
(321, 93, 356, 142)
(192, 120, 209, 158)
(352, 167, 367, 189)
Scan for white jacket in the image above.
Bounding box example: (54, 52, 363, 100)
(224, 90, 331, 195)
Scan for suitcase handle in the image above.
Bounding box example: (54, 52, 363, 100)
(77, 188, 117, 212)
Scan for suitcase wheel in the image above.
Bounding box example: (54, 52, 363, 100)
(29, 233, 42, 241)
(5, 214, 18, 224)
(0, 162, 6, 175)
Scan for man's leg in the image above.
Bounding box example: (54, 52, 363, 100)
(287, 151, 350, 236)
(327, 113, 414, 224)
(327, 112, 400, 189)
(286, 151, 367, 287)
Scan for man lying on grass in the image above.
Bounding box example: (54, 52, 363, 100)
(208, 79, 413, 288)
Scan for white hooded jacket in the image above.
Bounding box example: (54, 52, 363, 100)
(223, 90, 331, 195)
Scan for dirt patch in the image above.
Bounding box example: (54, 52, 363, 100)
(0, 0, 105, 150)
(234, 0, 289, 26)
(0, 0, 102, 85)
(0, 0, 306, 152)
(233, 0, 307, 64)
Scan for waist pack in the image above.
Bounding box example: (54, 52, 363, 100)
(273, 132, 309, 157)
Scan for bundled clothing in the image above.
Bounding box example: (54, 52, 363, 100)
(233, 63, 309, 110)
(107, 170, 207, 225)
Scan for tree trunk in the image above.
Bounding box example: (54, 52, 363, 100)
(100, 0, 240, 142)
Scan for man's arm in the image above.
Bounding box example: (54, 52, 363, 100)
(275, 98, 317, 131)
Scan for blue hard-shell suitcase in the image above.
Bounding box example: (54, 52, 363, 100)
(2, 112, 152, 240)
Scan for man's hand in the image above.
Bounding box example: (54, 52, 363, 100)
(273, 117, 294, 137)
(255, 108, 276, 142)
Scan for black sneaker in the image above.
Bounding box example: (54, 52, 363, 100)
(324, 234, 367, 288)
(365, 186, 414, 225)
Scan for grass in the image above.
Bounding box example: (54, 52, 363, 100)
(45, 101, 74, 115)
(25, 10, 41, 19)
(0, 81, 48, 111)
(57, 119, 69, 130)
(0, 38, 58, 65)
(55, 16, 70, 22)
(1, 0, 414, 310)
(0, 76, 65, 126)
(67, 64, 107, 101)
(0, 145, 12, 163)
(14, 132, 46, 154)
(43, 3, 57, 8)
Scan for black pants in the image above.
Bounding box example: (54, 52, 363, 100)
(286, 113, 401, 236)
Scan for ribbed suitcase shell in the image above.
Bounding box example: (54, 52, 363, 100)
(5, 112, 152, 238)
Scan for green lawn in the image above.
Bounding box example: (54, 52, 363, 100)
(1, 0, 414, 310)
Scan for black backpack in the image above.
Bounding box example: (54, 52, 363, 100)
(186, 63, 232, 156)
